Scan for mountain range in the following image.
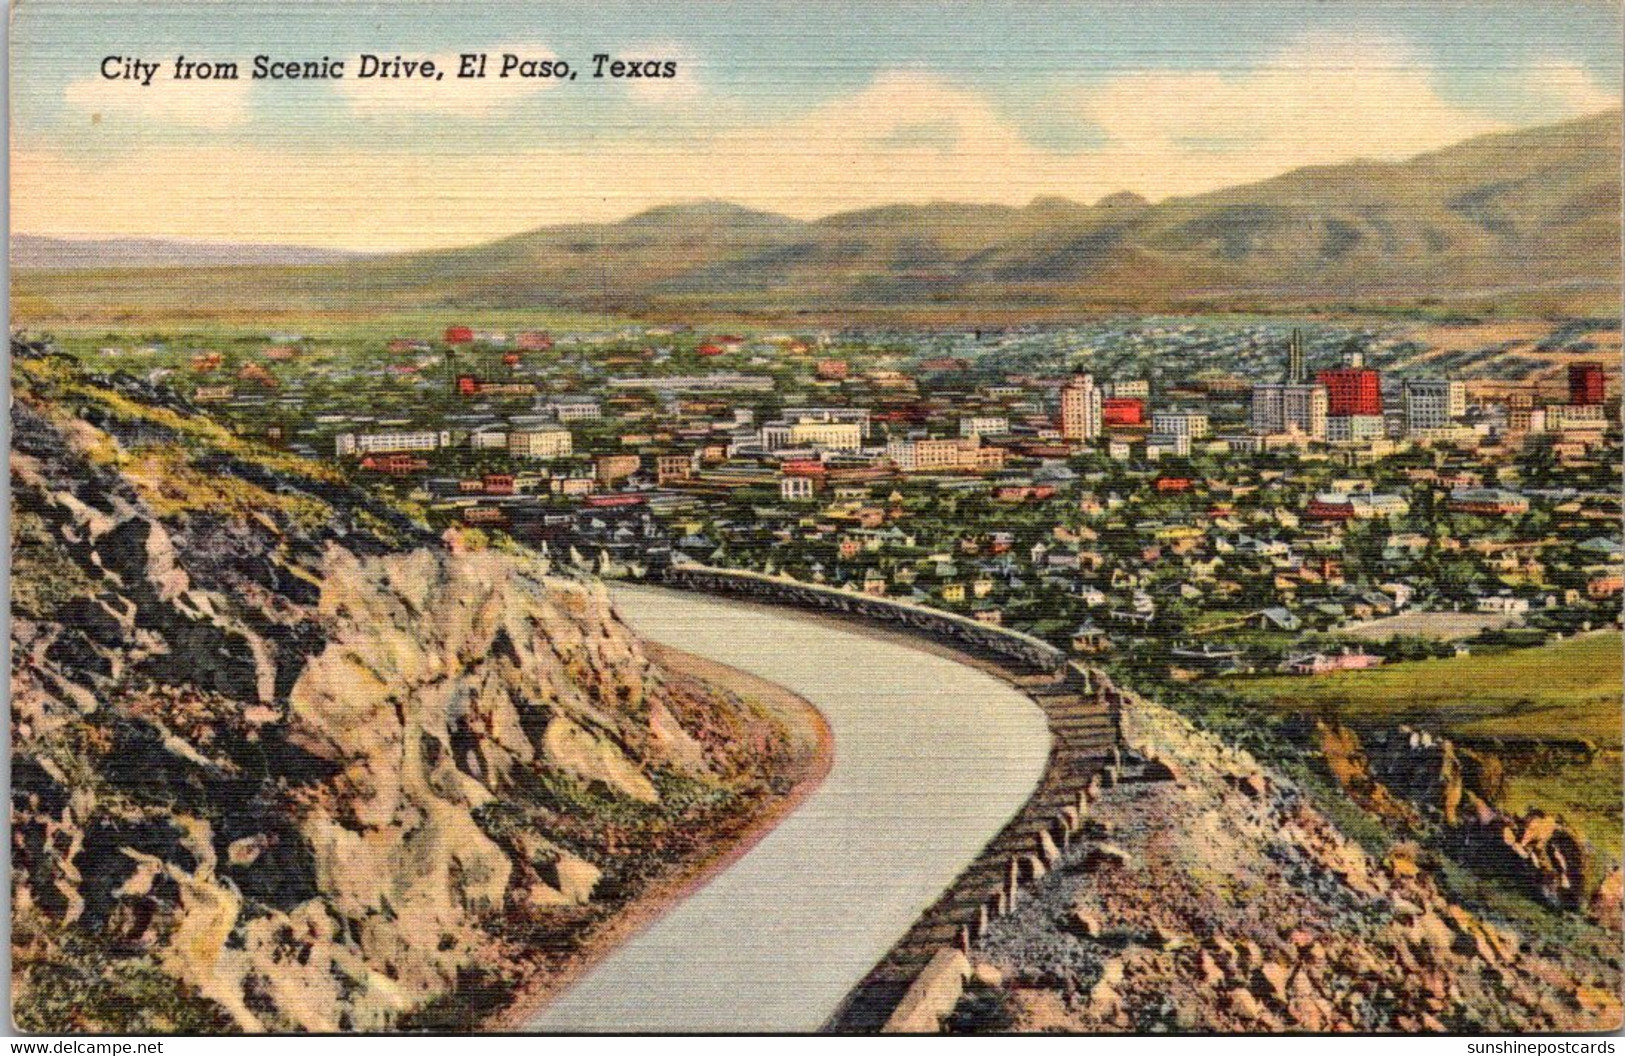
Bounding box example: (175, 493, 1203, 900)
(13, 111, 1620, 321)
(11, 235, 363, 270)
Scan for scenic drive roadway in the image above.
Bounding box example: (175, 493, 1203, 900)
(526, 585, 1052, 1032)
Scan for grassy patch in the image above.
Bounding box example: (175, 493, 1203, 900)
(1224, 632, 1623, 748)
(1502, 754, 1624, 860)
(1218, 633, 1622, 878)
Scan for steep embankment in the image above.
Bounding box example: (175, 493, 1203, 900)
(944, 696, 1622, 1033)
(9, 343, 823, 1032)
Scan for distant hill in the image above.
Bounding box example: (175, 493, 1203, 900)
(13, 111, 1620, 322)
(11, 235, 363, 270)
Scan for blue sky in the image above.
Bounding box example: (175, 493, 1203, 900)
(12, 0, 1622, 248)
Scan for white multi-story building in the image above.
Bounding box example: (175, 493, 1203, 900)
(1404, 379, 1467, 433)
(1145, 433, 1192, 459)
(508, 428, 573, 459)
(607, 373, 774, 393)
(1251, 383, 1327, 439)
(760, 418, 864, 452)
(335, 430, 451, 457)
(959, 416, 1010, 438)
(1349, 493, 1411, 519)
(788, 421, 863, 451)
(780, 476, 815, 500)
(1059, 374, 1102, 441)
(543, 399, 602, 422)
(1106, 379, 1151, 399)
(469, 429, 509, 450)
(1325, 415, 1387, 443)
(778, 406, 871, 437)
(1151, 410, 1210, 439)
(1545, 403, 1608, 434)
(886, 436, 1004, 472)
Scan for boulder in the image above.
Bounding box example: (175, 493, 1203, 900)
(1066, 904, 1105, 939)
(1590, 867, 1622, 930)
(1149, 921, 1188, 951)
(538, 847, 603, 906)
(226, 835, 269, 868)
(1088, 977, 1122, 1020)
(882, 947, 972, 1033)
(541, 715, 659, 805)
(1252, 960, 1291, 1006)
(1142, 755, 1182, 784)
(971, 961, 1004, 989)
(1036, 828, 1062, 868)
(1084, 843, 1132, 871)
(1226, 986, 1264, 1021)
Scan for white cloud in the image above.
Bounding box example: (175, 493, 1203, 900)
(63, 72, 251, 129)
(1064, 37, 1514, 189)
(336, 45, 565, 116)
(1519, 60, 1618, 118)
(21, 39, 1618, 251)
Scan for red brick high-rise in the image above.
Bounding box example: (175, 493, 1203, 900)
(1102, 397, 1146, 426)
(1316, 368, 1382, 417)
(1569, 362, 1606, 406)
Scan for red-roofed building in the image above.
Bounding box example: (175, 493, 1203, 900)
(1316, 368, 1382, 417)
(584, 493, 646, 508)
(1103, 397, 1146, 426)
(361, 453, 428, 474)
(444, 326, 475, 345)
(1307, 496, 1356, 521)
(1570, 362, 1606, 406)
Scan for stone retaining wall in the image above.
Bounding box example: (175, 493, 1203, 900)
(657, 564, 1069, 675)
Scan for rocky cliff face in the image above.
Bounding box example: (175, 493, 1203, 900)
(10, 345, 799, 1031)
(1316, 721, 1614, 919)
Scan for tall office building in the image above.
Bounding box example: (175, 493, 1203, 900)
(1286, 329, 1307, 383)
(1404, 378, 1467, 432)
(1317, 366, 1383, 417)
(1252, 382, 1328, 439)
(1569, 362, 1606, 406)
(1059, 374, 1103, 441)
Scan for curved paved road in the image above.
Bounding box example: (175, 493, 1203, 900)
(527, 585, 1051, 1033)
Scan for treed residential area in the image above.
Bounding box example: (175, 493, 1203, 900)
(63, 317, 1621, 674)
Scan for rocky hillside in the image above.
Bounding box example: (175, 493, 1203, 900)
(951, 698, 1622, 1032)
(10, 340, 814, 1031)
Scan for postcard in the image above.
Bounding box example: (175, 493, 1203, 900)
(8, 0, 1623, 1039)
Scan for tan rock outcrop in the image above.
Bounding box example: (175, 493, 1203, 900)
(882, 947, 972, 1033)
